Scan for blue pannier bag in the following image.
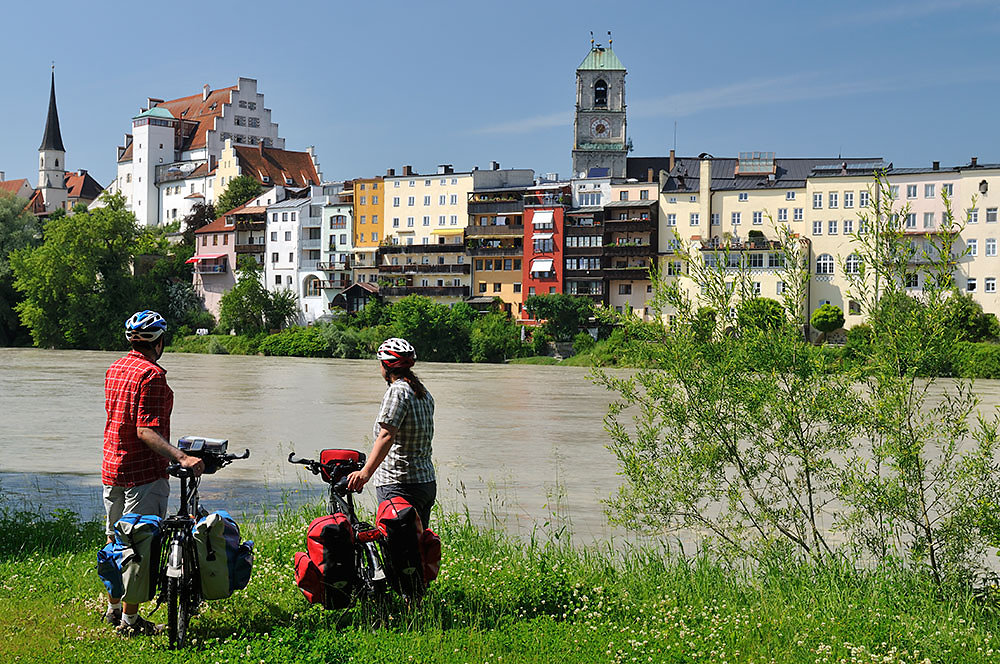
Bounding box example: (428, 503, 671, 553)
(192, 510, 253, 600)
(97, 541, 125, 598)
(111, 513, 164, 603)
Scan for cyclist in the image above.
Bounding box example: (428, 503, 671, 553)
(347, 337, 436, 529)
(102, 310, 204, 635)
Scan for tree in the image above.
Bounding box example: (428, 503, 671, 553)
(470, 312, 526, 362)
(265, 288, 299, 331)
(389, 295, 472, 362)
(215, 175, 262, 215)
(0, 193, 41, 346)
(524, 293, 593, 341)
(218, 258, 273, 335)
(810, 303, 844, 343)
(11, 193, 139, 349)
(181, 203, 217, 246)
(941, 293, 999, 342)
(736, 297, 785, 333)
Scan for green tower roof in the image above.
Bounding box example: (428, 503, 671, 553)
(578, 46, 625, 71)
(133, 106, 175, 120)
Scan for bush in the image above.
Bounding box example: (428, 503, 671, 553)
(951, 342, 1000, 379)
(470, 312, 528, 363)
(174, 324, 192, 339)
(258, 326, 330, 357)
(319, 325, 365, 358)
(206, 337, 229, 355)
(572, 332, 595, 354)
(531, 330, 553, 356)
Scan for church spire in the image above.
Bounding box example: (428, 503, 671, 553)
(39, 68, 65, 152)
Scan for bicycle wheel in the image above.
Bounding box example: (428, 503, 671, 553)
(166, 546, 190, 648)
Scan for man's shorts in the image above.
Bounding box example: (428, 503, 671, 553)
(103, 478, 170, 537)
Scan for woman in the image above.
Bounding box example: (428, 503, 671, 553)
(346, 337, 436, 528)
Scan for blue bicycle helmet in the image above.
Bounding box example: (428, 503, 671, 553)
(125, 310, 167, 342)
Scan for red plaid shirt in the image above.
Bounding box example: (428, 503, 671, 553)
(102, 350, 173, 487)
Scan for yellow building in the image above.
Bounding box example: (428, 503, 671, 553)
(352, 176, 384, 286)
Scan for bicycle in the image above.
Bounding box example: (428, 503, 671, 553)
(161, 436, 250, 649)
(287, 450, 389, 603)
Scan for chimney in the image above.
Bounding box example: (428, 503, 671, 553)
(202, 84, 211, 101)
(971, 156, 979, 167)
(647, 168, 654, 183)
(932, 161, 940, 171)
(258, 139, 264, 156)
(669, 149, 676, 172)
(491, 160, 500, 170)
(402, 165, 413, 176)
(78, 169, 87, 176)
(0, 171, 4, 182)
(386, 167, 396, 177)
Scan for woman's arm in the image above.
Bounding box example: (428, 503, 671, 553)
(346, 423, 397, 491)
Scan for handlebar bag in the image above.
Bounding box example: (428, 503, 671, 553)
(295, 513, 355, 609)
(193, 510, 254, 600)
(376, 498, 425, 596)
(97, 541, 125, 599)
(113, 513, 164, 604)
(319, 449, 364, 484)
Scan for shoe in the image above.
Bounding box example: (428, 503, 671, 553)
(103, 607, 122, 627)
(116, 615, 164, 637)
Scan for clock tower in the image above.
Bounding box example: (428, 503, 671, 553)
(572, 38, 627, 179)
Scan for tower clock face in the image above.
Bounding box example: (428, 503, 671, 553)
(590, 118, 610, 137)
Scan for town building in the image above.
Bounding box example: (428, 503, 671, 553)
(320, 187, 354, 313)
(351, 176, 384, 286)
(190, 213, 237, 318)
(521, 205, 566, 317)
(572, 40, 628, 180)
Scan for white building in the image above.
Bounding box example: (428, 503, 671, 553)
(103, 77, 285, 226)
(321, 193, 354, 312)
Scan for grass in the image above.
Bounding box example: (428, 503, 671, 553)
(3, 507, 999, 663)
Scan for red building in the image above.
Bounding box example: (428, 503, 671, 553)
(521, 206, 565, 321)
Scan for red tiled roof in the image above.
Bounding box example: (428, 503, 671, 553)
(0, 179, 32, 196)
(233, 145, 319, 188)
(27, 189, 46, 214)
(156, 86, 237, 151)
(195, 214, 236, 234)
(64, 171, 103, 201)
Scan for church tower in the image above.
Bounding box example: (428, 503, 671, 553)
(39, 69, 67, 213)
(572, 36, 627, 179)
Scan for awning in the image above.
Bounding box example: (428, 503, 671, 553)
(530, 259, 554, 272)
(532, 210, 554, 225)
(185, 253, 226, 263)
(430, 227, 465, 236)
(533, 232, 553, 240)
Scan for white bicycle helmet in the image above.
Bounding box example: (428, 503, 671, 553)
(377, 337, 416, 368)
(125, 310, 167, 342)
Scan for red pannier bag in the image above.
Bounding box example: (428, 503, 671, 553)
(377, 497, 441, 594)
(293, 513, 355, 609)
(319, 449, 363, 484)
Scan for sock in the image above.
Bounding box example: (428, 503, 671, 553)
(108, 601, 122, 612)
(122, 612, 138, 626)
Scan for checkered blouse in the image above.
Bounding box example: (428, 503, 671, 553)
(371, 378, 435, 486)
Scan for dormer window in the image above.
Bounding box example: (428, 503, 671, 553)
(285, 177, 293, 185)
(594, 79, 608, 107)
(262, 176, 271, 183)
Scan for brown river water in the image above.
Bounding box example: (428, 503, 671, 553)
(0, 349, 629, 542)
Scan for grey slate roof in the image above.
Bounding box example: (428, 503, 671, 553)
(39, 72, 65, 152)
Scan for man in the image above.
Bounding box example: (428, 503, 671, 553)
(102, 310, 204, 636)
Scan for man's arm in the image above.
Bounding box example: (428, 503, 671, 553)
(346, 424, 397, 491)
(136, 427, 204, 475)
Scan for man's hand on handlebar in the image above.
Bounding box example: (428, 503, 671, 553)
(179, 454, 205, 477)
(346, 468, 372, 492)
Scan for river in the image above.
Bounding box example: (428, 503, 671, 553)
(0, 349, 628, 542)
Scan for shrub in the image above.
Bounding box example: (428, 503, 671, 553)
(258, 327, 330, 357)
(951, 342, 1000, 379)
(572, 332, 595, 354)
(206, 337, 229, 355)
(319, 325, 365, 358)
(531, 330, 553, 357)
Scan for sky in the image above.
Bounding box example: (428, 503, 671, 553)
(2, 0, 999, 190)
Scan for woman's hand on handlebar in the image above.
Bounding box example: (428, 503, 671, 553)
(178, 453, 205, 477)
(346, 468, 372, 492)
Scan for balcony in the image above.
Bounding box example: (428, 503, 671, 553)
(465, 224, 524, 238)
(195, 263, 227, 274)
(378, 243, 465, 255)
(379, 264, 471, 274)
(381, 286, 470, 297)
(605, 244, 656, 257)
(564, 269, 605, 279)
(564, 245, 604, 256)
(235, 244, 265, 253)
(565, 222, 604, 233)
(301, 238, 322, 250)
(319, 279, 351, 290)
(604, 219, 655, 232)
(700, 239, 782, 251)
(468, 200, 524, 214)
(524, 194, 571, 207)
(604, 266, 652, 280)
(468, 246, 522, 257)
(317, 261, 350, 271)
(234, 220, 265, 231)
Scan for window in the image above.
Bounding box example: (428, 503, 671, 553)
(372, 232, 378, 241)
(903, 272, 919, 289)
(422, 216, 430, 226)
(690, 213, 699, 226)
(731, 212, 741, 225)
(829, 192, 838, 208)
(284, 231, 292, 241)
(844, 219, 854, 234)
(438, 215, 446, 226)
(776, 281, 785, 294)
(212, 234, 218, 246)
(271, 252, 278, 262)
(392, 197, 400, 207)
(450, 215, 458, 225)
(340, 234, 347, 245)
(816, 253, 834, 275)
(987, 238, 996, 256)
(407, 196, 415, 206)
(450, 194, 458, 205)
(859, 191, 870, 208)
(594, 79, 608, 107)
(492, 283, 501, 293)
(738, 192, 748, 202)
(439, 195, 446, 205)
(844, 192, 854, 208)
(786, 191, 796, 201)
(970, 209, 980, 224)
(794, 208, 803, 221)
(828, 220, 838, 235)
(407, 217, 414, 227)
(968, 278, 978, 292)
(988, 208, 998, 223)
(778, 208, 787, 221)
(924, 212, 935, 229)
(813, 193, 823, 209)
(282, 212, 288, 221)
(392, 217, 399, 228)
(288, 253, 293, 263)
(906, 184, 917, 199)
(270, 231, 277, 241)
(667, 213, 676, 227)
(924, 184, 935, 199)
(423, 196, 431, 205)
(812, 220, 822, 235)
(640, 190, 649, 200)
(394, 181, 400, 187)
(478, 282, 487, 293)
(943, 183, 954, 196)
(533, 238, 554, 252)
(409, 180, 414, 187)
(748, 253, 764, 268)
(619, 284, 632, 295)
(968, 238, 978, 256)
(845, 253, 861, 274)
(619, 191, 628, 201)
(372, 195, 378, 204)
(752, 281, 761, 296)
(274, 275, 281, 285)
(711, 213, 720, 226)
(768, 252, 784, 268)
(905, 213, 916, 229)
(667, 261, 682, 276)
(425, 180, 431, 186)
(513, 283, 521, 293)
(359, 233, 365, 242)
(753, 211, 763, 225)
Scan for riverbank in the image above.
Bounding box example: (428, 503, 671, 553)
(2, 508, 998, 663)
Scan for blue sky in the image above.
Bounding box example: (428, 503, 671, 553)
(2, 0, 999, 190)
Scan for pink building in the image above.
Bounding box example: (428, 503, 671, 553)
(190, 214, 237, 318)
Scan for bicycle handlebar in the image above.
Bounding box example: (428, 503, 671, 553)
(287, 452, 364, 492)
(168, 448, 250, 477)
